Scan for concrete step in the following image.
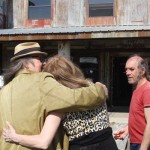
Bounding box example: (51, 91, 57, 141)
(109, 112, 129, 150)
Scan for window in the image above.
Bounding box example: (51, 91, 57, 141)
(28, 0, 51, 19)
(88, 0, 113, 17)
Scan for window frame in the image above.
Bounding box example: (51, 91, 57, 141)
(88, 0, 114, 17)
(26, 0, 54, 27)
(85, 0, 116, 26)
(28, 0, 52, 20)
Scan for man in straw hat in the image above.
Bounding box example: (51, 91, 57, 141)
(0, 42, 107, 150)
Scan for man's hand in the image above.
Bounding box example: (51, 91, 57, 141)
(114, 125, 128, 140)
(2, 121, 17, 142)
(96, 82, 108, 98)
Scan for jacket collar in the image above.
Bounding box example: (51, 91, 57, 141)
(15, 69, 33, 77)
(15, 69, 55, 78)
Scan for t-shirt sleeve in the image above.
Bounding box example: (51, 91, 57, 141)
(143, 89, 150, 107)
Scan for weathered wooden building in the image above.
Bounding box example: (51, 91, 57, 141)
(0, 0, 150, 109)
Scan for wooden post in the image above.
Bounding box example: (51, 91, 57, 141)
(58, 41, 70, 58)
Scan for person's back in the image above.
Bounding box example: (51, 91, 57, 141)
(62, 103, 110, 140)
(1, 69, 105, 150)
(0, 41, 48, 149)
(0, 70, 56, 149)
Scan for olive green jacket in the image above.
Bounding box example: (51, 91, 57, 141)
(0, 69, 106, 150)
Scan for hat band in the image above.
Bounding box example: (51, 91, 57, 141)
(14, 47, 41, 57)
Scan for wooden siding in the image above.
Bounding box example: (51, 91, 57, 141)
(0, 14, 5, 29)
(4, 0, 150, 30)
(13, 0, 27, 28)
(117, 0, 149, 25)
(55, 0, 85, 27)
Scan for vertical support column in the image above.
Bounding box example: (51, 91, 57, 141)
(0, 44, 2, 74)
(0, 43, 4, 87)
(58, 41, 70, 58)
(13, 0, 27, 28)
(104, 52, 110, 87)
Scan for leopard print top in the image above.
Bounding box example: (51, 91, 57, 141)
(62, 103, 110, 141)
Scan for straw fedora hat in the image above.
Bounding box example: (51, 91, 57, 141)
(10, 42, 48, 62)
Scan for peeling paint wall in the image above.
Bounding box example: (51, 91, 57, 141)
(55, 0, 85, 27)
(117, 0, 148, 25)
(13, 0, 27, 28)
(5, 0, 150, 28)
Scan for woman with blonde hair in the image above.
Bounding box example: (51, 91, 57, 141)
(3, 55, 117, 150)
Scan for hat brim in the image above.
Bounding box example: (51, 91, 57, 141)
(10, 51, 48, 62)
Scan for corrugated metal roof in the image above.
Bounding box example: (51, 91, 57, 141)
(0, 25, 150, 35)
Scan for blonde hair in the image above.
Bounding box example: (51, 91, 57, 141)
(43, 55, 89, 88)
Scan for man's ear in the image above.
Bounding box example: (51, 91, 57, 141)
(141, 67, 146, 76)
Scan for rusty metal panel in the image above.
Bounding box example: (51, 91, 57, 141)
(0, 30, 150, 41)
(26, 19, 51, 28)
(0, 25, 150, 41)
(85, 17, 114, 26)
(0, 25, 150, 35)
(117, 0, 148, 25)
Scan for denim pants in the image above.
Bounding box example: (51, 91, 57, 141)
(130, 144, 140, 150)
(130, 143, 150, 150)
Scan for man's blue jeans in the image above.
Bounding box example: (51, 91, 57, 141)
(130, 144, 140, 150)
(130, 143, 150, 150)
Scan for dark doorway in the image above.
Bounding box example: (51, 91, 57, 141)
(112, 57, 132, 106)
(79, 57, 99, 83)
(72, 54, 99, 83)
